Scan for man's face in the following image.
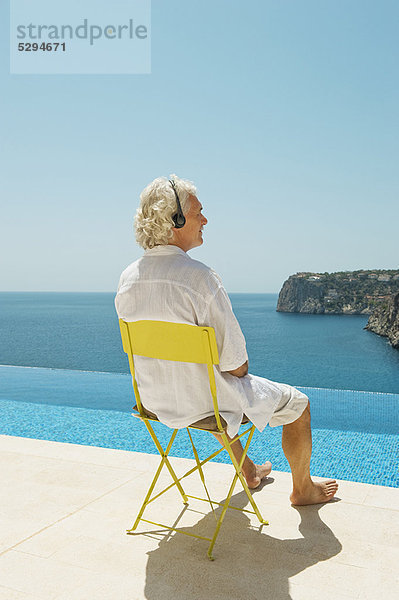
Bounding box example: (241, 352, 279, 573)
(171, 195, 208, 252)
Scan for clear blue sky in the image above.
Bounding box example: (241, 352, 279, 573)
(1, 0, 398, 292)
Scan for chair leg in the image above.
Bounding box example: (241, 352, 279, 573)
(127, 427, 187, 532)
(144, 421, 188, 504)
(207, 469, 240, 560)
(221, 427, 268, 526)
(207, 427, 267, 560)
(187, 428, 217, 519)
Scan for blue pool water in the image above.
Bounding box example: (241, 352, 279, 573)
(1, 365, 398, 487)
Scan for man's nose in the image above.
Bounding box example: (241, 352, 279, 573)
(202, 215, 208, 225)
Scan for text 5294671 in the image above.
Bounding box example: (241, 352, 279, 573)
(18, 42, 66, 52)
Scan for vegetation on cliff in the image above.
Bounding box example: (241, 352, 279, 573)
(277, 269, 399, 315)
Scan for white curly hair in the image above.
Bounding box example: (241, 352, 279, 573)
(134, 174, 197, 249)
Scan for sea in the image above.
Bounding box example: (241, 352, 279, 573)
(0, 292, 398, 394)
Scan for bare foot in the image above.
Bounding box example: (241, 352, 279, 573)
(290, 479, 338, 506)
(244, 462, 272, 489)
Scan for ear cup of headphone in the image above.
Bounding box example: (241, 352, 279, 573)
(172, 213, 186, 228)
(169, 179, 186, 229)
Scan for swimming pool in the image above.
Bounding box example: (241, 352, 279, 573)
(1, 365, 398, 487)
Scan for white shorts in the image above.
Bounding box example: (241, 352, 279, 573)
(268, 384, 309, 428)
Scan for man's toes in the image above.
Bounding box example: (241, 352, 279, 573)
(326, 480, 338, 489)
(324, 480, 338, 496)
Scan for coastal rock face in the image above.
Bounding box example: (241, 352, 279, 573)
(365, 292, 399, 349)
(277, 270, 399, 315)
(276, 275, 325, 313)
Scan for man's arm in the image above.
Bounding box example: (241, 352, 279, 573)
(226, 360, 248, 378)
(203, 281, 249, 376)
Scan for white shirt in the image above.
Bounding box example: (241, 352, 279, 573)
(115, 245, 284, 437)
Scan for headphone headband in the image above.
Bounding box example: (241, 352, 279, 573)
(169, 179, 186, 229)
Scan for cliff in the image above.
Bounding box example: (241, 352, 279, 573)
(365, 292, 399, 349)
(276, 270, 399, 315)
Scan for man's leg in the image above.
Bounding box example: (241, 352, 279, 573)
(282, 403, 338, 505)
(212, 432, 271, 489)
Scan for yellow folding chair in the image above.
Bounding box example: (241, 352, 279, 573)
(119, 319, 268, 560)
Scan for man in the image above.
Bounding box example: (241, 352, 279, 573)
(115, 175, 338, 505)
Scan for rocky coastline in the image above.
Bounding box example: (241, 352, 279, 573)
(365, 292, 399, 349)
(276, 269, 399, 349)
(277, 269, 399, 315)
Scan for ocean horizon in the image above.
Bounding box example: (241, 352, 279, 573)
(0, 292, 398, 394)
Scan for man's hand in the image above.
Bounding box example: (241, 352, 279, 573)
(226, 360, 248, 378)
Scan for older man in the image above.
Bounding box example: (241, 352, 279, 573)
(115, 175, 338, 505)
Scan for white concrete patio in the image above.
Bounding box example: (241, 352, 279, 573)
(0, 434, 398, 600)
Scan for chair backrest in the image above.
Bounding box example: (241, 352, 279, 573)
(119, 319, 223, 428)
(119, 319, 219, 365)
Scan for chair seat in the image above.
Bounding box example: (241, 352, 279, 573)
(133, 404, 250, 432)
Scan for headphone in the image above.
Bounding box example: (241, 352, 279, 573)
(169, 179, 186, 228)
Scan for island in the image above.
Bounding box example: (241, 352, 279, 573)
(276, 269, 399, 315)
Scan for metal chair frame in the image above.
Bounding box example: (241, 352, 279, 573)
(119, 319, 268, 560)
